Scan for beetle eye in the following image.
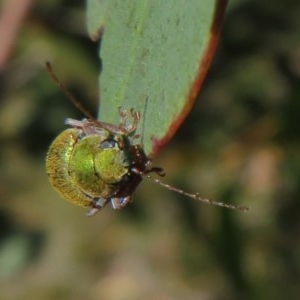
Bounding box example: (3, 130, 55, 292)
(100, 138, 118, 149)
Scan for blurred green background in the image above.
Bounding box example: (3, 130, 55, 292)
(1, 0, 300, 299)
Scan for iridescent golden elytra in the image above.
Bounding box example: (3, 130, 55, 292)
(45, 62, 249, 216)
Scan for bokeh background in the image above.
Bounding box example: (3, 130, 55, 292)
(1, 0, 300, 299)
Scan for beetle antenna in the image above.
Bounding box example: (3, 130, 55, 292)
(144, 175, 249, 212)
(140, 96, 149, 147)
(46, 61, 95, 121)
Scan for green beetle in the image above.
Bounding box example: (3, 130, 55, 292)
(45, 62, 248, 215)
(46, 109, 164, 216)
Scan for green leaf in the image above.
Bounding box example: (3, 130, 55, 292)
(87, 0, 227, 156)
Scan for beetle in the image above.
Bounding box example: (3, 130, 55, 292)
(45, 62, 248, 216)
(46, 107, 164, 216)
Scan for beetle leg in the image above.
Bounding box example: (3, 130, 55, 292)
(86, 207, 100, 216)
(119, 108, 140, 134)
(65, 118, 107, 137)
(110, 196, 131, 209)
(86, 197, 108, 216)
(117, 108, 140, 134)
(118, 107, 129, 127)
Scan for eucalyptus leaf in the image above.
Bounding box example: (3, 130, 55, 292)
(87, 0, 227, 155)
